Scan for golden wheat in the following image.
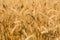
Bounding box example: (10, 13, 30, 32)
(0, 0, 60, 40)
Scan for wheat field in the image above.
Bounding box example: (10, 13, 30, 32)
(0, 0, 60, 40)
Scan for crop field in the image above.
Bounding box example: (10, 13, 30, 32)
(0, 0, 60, 40)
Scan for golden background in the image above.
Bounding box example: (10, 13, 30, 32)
(0, 0, 60, 40)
